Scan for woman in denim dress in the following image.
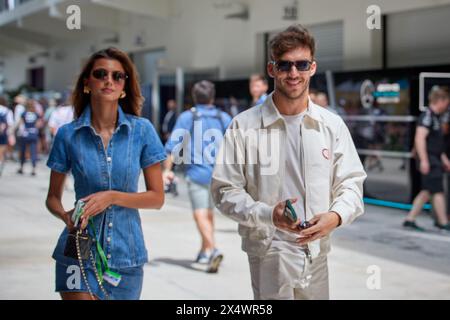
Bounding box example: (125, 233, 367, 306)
(45, 47, 166, 300)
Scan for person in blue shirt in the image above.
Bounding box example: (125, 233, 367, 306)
(249, 74, 269, 107)
(45, 47, 166, 300)
(17, 99, 42, 176)
(164, 80, 232, 273)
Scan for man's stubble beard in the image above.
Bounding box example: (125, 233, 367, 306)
(275, 77, 310, 102)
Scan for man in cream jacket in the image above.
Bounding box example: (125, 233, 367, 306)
(211, 25, 367, 300)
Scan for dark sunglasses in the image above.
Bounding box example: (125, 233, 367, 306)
(92, 68, 128, 82)
(271, 60, 313, 72)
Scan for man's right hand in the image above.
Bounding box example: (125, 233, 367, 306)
(272, 198, 302, 234)
(420, 160, 430, 175)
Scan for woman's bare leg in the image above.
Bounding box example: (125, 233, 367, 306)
(60, 292, 99, 300)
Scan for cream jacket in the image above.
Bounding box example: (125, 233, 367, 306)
(211, 93, 367, 257)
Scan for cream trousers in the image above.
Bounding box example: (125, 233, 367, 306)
(248, 241, 329, 300)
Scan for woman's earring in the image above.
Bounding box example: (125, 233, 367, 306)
(120, 91, 126, 99)
(83, 86, 91, 94)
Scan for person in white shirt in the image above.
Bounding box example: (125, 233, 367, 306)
(249, 74, 269, 107)
(47, 103, 75, 189)
(0, 96, 14, 176)
(211, 25, 366, 300)
(0, 97, 14, 137)
(48, 104, 74, 137)
(13, 95, 26, 140)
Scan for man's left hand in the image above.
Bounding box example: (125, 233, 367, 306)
(296, 212, 341, 245)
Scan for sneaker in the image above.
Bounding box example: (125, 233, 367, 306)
(403, 220, 425, 232)
(17, 169, 23, 175)
(434, 222, 450, 231)
(206, 249, 223, 273)
(195, 251, 211, 264)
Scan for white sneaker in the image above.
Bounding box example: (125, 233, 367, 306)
(206, 249, 223, 273)
(195, 251, 211, 264)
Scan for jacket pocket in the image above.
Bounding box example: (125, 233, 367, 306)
(307, 163, 331, 213)
(238, 224, 272, 240)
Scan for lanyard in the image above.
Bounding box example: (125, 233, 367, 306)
(88, 219, 123, 284)
(88, 220, 109, 281)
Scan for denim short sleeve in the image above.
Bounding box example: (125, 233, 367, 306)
(47, 125, 71, 173)
(140, 119, 167, 169)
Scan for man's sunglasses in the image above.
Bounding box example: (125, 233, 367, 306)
(271, 60, 313, 72)
(92, 68, 128, 82)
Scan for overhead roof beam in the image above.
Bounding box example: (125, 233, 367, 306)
(90, 0, 171, 19)
(0, 0, 65, 27)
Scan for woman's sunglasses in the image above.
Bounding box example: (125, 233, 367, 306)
(91, 68, 128, 83)
(271, 60, 313, 72)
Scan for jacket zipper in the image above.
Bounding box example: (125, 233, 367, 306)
(300, 122, 312, 264)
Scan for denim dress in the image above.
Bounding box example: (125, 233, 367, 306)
(47, 105, 166, 299)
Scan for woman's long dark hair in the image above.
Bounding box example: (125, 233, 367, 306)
(72, 47, 144, 119)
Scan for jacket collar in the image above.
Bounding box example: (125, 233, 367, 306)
(74, 105, 131, 131)
(262, 92, 323, 128)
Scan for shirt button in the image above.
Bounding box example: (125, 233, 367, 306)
(108, 206, 113, 210)
(107, 157, 112, 162)
(109, 222, 113, 228)
(107, 254, 111, 259)
(107, 237, 111, 243)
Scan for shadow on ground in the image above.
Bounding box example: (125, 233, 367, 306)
(149, 257, 208, 273)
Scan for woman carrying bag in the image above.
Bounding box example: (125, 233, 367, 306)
(45, 47, 166, 300)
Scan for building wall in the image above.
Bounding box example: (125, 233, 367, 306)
(387, 4, 450, 67)
(2, 0, 450, 92)
(3, 53, 30, 90)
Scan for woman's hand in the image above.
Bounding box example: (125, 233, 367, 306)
(79, 191, 114, 229)
(63, 209, 76, 232)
